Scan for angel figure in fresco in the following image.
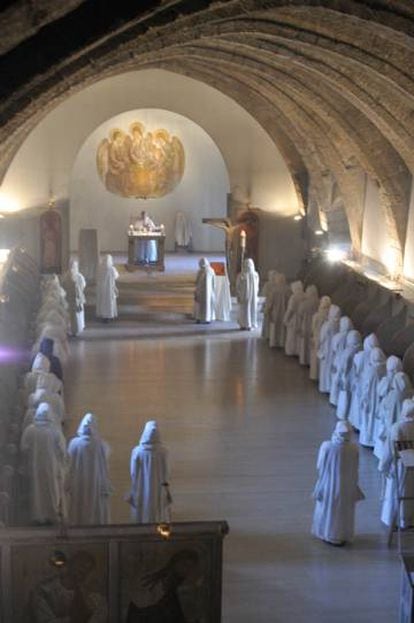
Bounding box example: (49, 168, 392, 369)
(105, 129, 131, 195)
(125, 549, 202, 623)
(128, 123, 145, 165)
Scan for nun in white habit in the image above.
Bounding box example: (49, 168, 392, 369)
(194, 258, 216, 324)
(67, 413, 112, 525)
(373, 356, 403, 446)
(359, 347, 387, 447)
(379, 399, 414, 528)
(236, 258, 259, 330)
(268, 273, 290, 348)
(20, 402, 67, 524)
(329, 316, 354, 406)
(283, 280, 305, 356)
(374, 371, 413, 462)
(61, 259, 87, 336)
(96, 254, 119, 321)
(348, 333, 379, 430)
(309, 295, 331, 381)
(317, 304, 341, 393)
(127, 420, 172, 523)
(23, 388, 64, 430)
(335, 330, 362, 420)
(261, 270, 277, 340)
(311, 420, 364, 545)
(297, 284, 319, 366)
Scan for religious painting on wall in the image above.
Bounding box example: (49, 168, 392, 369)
(96, 123, 185, 199)
(119, 541, 211, 622)
(8, 543, 109, 622)
(40, 209, 62, 274)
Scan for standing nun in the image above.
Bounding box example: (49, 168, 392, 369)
(309, 295, 331, 381)
(297, 284, 319, 366)
(374, 371, 413, 463)
(373, 356, 403, 446)
(311, 420, 364, 546)
(348, 333, 379, 429)
(379, 399, 414, 529)
(67, 413, 112, 525)
(236, 258, 259, 330)
(127, 421, 172, 523)
(20, 402, 67, 524)
(283, 281, 305, 356)
(268, 273, 290, 348)
(317, 304, 341, 393)
(335, 330, 362, 420)
(329, 316, 354, 406)
(96, 254, 119, 321)
(359, 347, 387, 447)
(61, 259, 87, 336)
(194, 258, 216, 324)
(261, 270, 277, 340)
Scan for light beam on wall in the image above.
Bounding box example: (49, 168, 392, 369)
(325, 246, 347, 263)
(382, 245, 401, 281)
(0, 193, 20, 213)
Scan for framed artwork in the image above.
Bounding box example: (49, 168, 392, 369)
(120, 540, 211, 622)
(9, 542, 108, 622)
(0, 522, 227, 622)
(96, 123, 185, 199)
(40, 209, 62, 274)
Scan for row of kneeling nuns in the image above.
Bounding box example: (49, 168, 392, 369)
(261, 271, 414, 539)
(20, 409, 171, 526)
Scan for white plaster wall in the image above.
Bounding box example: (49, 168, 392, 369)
(361, 175, 389, 269)
(0, 69, 299, 229)
(403, 176, 414, 282)
(70, 109, 229, 251)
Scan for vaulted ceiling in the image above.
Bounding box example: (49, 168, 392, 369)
(1, 0, 414, 262)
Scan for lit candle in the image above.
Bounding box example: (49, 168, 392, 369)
(240, 229, 246, 249)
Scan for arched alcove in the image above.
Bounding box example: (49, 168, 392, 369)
(70, 108, 230, 252)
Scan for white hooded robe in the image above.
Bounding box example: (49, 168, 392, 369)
(329, 316, 354, 406)
(194, 258, 216, 323)
(128, 421, 172, 523)
(311, 421, 364, 544)
(61, 260, 86, 335)
(334, 330, 362, 420)
(379, 400, 414, 528)
(374, 372, 412, 463)
(373, 355, 403, 453)
(236, 259, 259, 330)
(20, 402, 67, 524)
(283, 280, 305, 356)
(67, 413, 112, 525)
(359, 347, 386, 447)
(96, 254, 119, 319)
(317, 304, 341, 393)
(348, 333, 379, 430)
(261, 270, 277, 340)
(309, 296, 331, 381)
(268, 274, 290, 348)
(297, 285, 319, 366)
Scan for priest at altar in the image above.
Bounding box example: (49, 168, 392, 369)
(133, 210, 158, 264)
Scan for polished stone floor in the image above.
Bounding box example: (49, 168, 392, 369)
(64, 283, 400, 622)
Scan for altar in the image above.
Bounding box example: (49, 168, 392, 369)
(127, 231, 166, 271)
